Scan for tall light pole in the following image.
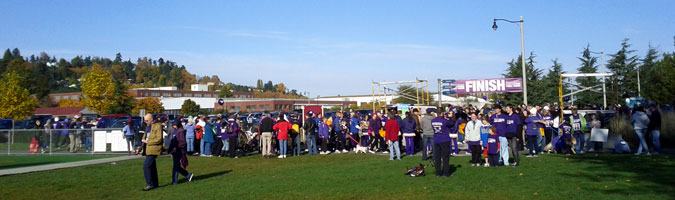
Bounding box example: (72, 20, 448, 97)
(590, 50, 607, 109)
(493, 16, 527, 105)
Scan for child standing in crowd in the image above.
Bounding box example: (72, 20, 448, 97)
(570, 108, 587, 154)
(318, 116, 331, 154)
(486, 126, 500, 167)
(273, 115, 291, 158)
(480, 117, 492, 167)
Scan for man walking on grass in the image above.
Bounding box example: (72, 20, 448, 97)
(142, 114, 163, 191)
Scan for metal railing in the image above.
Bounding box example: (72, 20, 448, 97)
(0, 128, 133, 155)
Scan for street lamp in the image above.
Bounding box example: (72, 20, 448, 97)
(493, 16, 527, 105)
(590, 50, 607, 109)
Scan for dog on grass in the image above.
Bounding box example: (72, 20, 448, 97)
(354, 145, 369, 154)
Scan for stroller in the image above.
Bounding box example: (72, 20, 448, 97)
(239, 123, 260, 153)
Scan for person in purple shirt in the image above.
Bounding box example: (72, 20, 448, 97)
(489, 105, 509, 166)
(370, 112, 385, 152)
(505, 106, 522, 166)
(401, 112, 417, 156)
(431, 112, 454, 177)
(525, 108, 545, 157)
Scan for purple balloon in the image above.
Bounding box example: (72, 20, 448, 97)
(218, 99, 224, 105)
(497, 99, 502, 104)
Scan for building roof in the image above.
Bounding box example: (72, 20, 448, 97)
(33, 107, 86, 116)
(159, 97, 218, 110)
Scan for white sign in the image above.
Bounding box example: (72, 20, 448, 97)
(590, 128, 609, 142)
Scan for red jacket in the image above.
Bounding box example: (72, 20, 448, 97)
(384, 119, 400, 142)
(273, 120, 292, 140)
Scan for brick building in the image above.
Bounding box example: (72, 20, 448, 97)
(213, 99, 357, 113)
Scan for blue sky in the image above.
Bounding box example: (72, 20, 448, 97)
(1, 0, 673, 97)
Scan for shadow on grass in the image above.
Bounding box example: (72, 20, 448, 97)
(564, 154, 675, 197)
(194, 170, 232, 180)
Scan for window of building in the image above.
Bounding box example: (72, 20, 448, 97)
(54, 96, 60, 101)
(151, 92, 159, 97)
(72, 95, 78, 100)
(184, 93, 191, 97)
(163, 93, 171, 97)
(204, 94, 211, 97)
(63, 96, 70, 100)
(194, 94, 201, 97)
(173, 93, 181, 97)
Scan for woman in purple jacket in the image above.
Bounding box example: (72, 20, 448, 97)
(168, 122, 193, 184)
(401, 112, 417, 156)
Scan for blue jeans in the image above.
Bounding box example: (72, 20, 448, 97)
(203, 142, 212, 155)
(422, 135, 435, 161)
(537, 134, 544, 153)
(650, 130, 660, 153)
(172, 153, 189, 184)
(574, 133, 585, 153)
(143, 155, 158, 187)
(200, 139, 206, 155)
(293, 134, 301, 155)
(222, 139, 229, 152)
(306, 134, 318, 155)
(499, 136, 509, 165)
(279, 140, 287, 156)
(634, 129, 649, 154)
(458, 133, 465, 144)
(389, 141, 401, 160)
(186, 138, 194, 152)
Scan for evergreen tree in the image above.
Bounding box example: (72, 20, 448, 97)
(575, 45, 602, 106)
(607, 39, 640, 104)
(541, 59, 569, 104)
(501, 52, 542, 106)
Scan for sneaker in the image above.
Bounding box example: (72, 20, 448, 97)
(646, 152, 651, 156)
(335, 151, 341, 154)
(397, 158, 401, 160)
(533, 155, 539, 158)
(143, 185, 155, 191)
(283, 155, 286, 158)
(389, 158, 394, 161)
(305, 149, 309, 152)
(206, 155, 213, 157)
(484, 163, 489, 167)
(465, 152, 471, 155)
(634, 153, 641, 156)
(579, 150, 584, 154)
(187, 173, 194, 182)
(383, 151, 389, 154)
(278, 155, 283, 158)
(526, 155, 533, 158)
(369, 150, 375, 154)
(342, 149, 349, 153)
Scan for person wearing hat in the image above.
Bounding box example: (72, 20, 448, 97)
(168, 121, 194, 185)
(303, 112, 318, 155)
(489, 105, 509, 166)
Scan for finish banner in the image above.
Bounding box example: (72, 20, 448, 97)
(450, 78, 523, 94)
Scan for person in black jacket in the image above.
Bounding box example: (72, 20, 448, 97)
(260, 111, 275, 158)
(303, 113, 318, 155)
(648, 104, 661, 154)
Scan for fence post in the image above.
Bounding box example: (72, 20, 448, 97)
(49, 129, 52, 156)
(91, 128, 94, 156)
(6, 130, 9, 155)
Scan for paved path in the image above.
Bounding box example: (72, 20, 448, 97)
(0, 155, 143, 176)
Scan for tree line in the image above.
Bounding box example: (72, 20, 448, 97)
(497, 38, 674, 107)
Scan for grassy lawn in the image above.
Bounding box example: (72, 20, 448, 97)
(0, 153, 673, 200)
(0, 155, 116, 170)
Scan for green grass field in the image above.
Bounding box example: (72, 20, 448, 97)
(0, 155, 117, 169)
(0, 153, 673, 200)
